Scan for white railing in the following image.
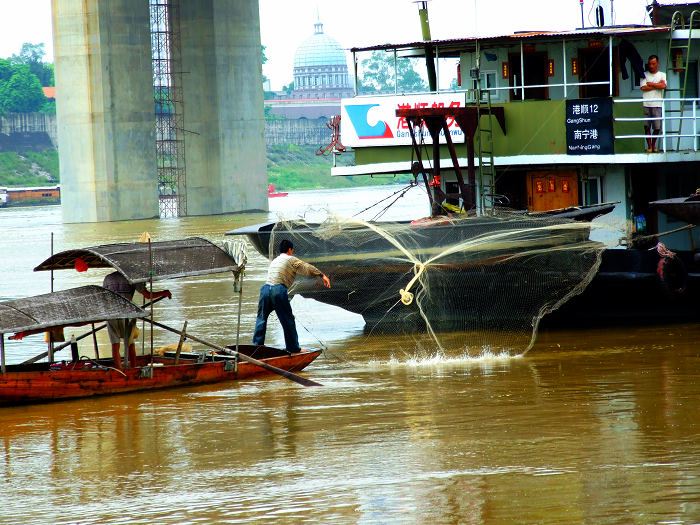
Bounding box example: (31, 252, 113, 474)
(353, 37, 616, 99)
(614, 97, 700, 152)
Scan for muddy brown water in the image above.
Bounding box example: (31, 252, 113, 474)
(1, 188, 698, 524)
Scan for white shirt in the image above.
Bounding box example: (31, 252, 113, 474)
(266, 253, 322, 288)
(642, 70, 666, 108)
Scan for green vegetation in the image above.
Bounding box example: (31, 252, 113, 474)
(0, 43, 54, 115)
(0, 145, 409, 191)
(267, 143, 412, 190)
(0, 151, 59, 187)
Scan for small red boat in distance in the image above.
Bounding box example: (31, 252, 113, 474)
(268, 184, 288, 198)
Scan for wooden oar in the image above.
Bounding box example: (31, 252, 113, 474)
(144, 318, 323, 387)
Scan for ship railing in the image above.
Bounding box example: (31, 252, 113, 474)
(614, 97, 700, 152)
(351, 79, 612, 101)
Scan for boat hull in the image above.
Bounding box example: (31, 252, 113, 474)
(0, 346, 321, 406)
(231, 216, 700, 328)
(649, 197, 700, 224)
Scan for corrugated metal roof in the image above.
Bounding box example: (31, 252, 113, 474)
(34, 237, 240, 285)
(0, 285, 146, 335)
(350, 25, 670, 53)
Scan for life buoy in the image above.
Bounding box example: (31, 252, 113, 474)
(656, 256, 687, 295)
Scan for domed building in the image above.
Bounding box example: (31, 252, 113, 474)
(265, 16, 353, 143)
(291, 19, 353, 100)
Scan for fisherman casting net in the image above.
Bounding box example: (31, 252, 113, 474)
(268, 211, 606, 359)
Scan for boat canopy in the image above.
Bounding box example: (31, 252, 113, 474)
(0, 285, 147, 336)
(34, 237, 240, 284)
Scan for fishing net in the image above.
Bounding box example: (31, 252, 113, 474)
(266, 210, 606, 358)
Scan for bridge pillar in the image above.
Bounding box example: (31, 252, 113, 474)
(180, 0, 267, 215)
(52, 0, 267, 223)
(52, 0, 158, 223)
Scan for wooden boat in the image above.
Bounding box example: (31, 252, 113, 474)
(268, 184, 288, 198)
(649, 193, 700, 224)
(0, 238, 322, 405)
(0, 344, 320, 406)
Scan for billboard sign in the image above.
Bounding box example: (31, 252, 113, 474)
(341, 94, 467, 147)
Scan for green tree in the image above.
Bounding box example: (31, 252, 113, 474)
(0, 68, 46, 113)
(10, 42, 54, 87)
(359, 50, 427, 94)
(283, 81, 294, 95)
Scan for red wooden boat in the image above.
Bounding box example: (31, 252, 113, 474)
(0, 238, 323, 405)
(0, 345, 320, 406)
(268, 184, 288, 198)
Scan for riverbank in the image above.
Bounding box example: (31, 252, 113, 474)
(0, 145, 413, 191)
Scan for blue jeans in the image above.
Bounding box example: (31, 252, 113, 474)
(252, 284, 300, 352)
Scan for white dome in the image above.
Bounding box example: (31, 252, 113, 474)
(293, 22, 347, 69)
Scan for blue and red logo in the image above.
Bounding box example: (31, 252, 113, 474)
(344, 104, 393, 139)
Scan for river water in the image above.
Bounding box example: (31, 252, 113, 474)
(1, 186, 699, 524)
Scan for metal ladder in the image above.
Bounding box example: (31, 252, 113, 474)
(664, 10, 700, 151)
(476, 89, 496, 214)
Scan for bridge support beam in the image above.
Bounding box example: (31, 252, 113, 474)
(52, 0, 267, 223)
(180, 0, 267, 215)
(52, 0, 158, 223)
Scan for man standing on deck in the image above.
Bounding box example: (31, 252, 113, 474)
(252, 239, 331, 354)
(641, 55, 666, 153)
(103, 271, 172, 369)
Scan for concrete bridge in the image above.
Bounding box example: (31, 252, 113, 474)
(53, 0, 267, 223)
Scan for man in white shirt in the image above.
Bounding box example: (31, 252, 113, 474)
(252, 239, 331, 354)
(641, 55, 666, 153)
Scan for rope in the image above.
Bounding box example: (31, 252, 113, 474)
(399, 261, 427, 305)
(74, 355, 127, 376)
(352, 182, 417, 218)
(296, 319, 346, 362)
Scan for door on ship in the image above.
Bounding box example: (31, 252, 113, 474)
(527, 170, 579, 211)
(578, 45, 619, 98)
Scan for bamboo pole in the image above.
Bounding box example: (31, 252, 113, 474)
(174, 321, 187, 365)
(91, 323, 100, 360)
(148, 239, 154, 366)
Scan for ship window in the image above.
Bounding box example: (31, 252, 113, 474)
(508, 52, 548, 100)
(471, 71, 498, 101)
(582, 176, 602, 205)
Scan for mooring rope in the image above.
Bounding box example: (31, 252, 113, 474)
(352, 182, 418, 219)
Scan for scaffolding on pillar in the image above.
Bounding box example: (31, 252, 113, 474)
(150, 0, 187, 218)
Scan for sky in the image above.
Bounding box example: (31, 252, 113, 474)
(0, 0, 656, 90)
